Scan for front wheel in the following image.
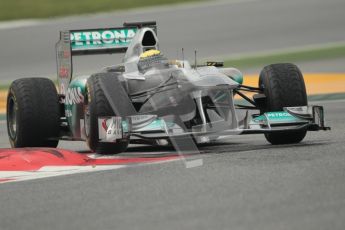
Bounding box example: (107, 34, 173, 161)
(259, 63, 308, 144)
(84, 74, 129, 154)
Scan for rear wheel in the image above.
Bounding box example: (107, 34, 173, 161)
(84, 74, 129, 154)
(7, 78, 60, 147)
(259, 63, 308, 144)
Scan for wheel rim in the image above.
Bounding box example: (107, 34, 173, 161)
(7, 96, 17, 140)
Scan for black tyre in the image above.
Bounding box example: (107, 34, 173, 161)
(259, 63, 308, 144)
(84, 74, 129, 154)
(7, 78, 60, 147)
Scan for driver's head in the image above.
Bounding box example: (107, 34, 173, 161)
(138, 49, 168, 72)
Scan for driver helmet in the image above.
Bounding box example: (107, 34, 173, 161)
(138, 49, 168, 72)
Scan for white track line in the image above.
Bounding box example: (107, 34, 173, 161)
(0, 20, 41, 30)
(0, 165, 125, 184)
(0, 158, 180, 184)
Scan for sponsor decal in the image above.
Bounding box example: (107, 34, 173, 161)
(65, 109, 72, 117)
(57, 50, 71, 59)
(60, 84, 66, 100)
(59, 67, 69, 78)
(253, 111, 302, 124)
(70, 28, 137, 50)
(65, 87, 84, 105)
(266, 112, 291, 118)
(99, 117, 123, 141)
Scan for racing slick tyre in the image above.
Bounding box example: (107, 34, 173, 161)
(84, 74, 129, 154)
(259, 63, 308, 145)
(6, 78, 60, 147)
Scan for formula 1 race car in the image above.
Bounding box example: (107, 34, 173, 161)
(6, 21, 330, 154)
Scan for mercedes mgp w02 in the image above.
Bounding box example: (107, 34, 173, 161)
(7, 21, 330, 154)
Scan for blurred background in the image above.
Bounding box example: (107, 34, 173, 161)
(0, 0, 344, 86)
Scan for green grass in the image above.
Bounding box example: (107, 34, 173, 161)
(0, 0, 204, 21)
(224, 43, 345, 69)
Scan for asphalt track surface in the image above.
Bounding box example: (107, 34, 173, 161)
(0, 0, 344, 82)
(1, 0, 345, 229)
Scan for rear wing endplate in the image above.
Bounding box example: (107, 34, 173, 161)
(55, 21, 156, 95)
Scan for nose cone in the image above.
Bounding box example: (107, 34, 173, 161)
(182, 66, 239, 89)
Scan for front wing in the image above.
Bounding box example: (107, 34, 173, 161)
(98, 106, 330, 143)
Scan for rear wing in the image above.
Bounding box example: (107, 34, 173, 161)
(56, 21, 156, 95)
